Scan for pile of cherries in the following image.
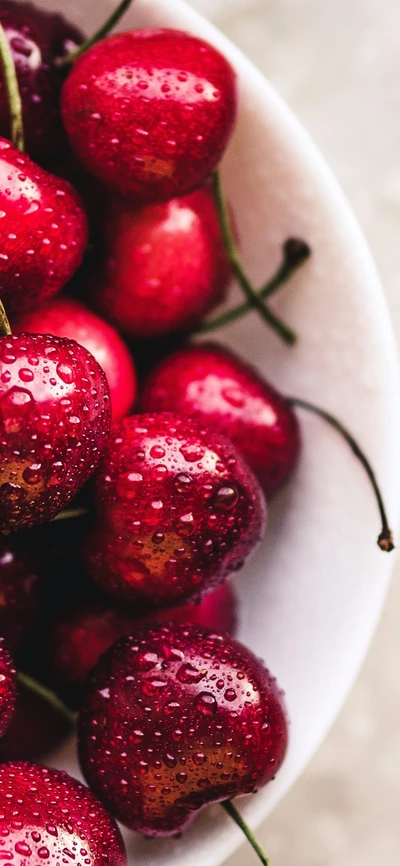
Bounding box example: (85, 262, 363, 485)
(0, 2, 393, 864)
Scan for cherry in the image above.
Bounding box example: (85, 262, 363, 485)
(0, 536, 40, 649)
(78, 622, 287, 836)
(50, 582, 237, 693)
(15, 296, 137, 423)
(0, 332, 110, 531)
(0, 1, 84, 162)
(84, 412, 265, 605)
(0, 138, 88, 317)
(88, 185, 231, 338)
(142, 342, 300, 498)
(61, 29, 237, 202)
(0, 638, 16, 737)
(0, 762, 126, 864)
(0, 681, 72, 761)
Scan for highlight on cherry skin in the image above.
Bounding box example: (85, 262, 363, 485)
(15, 296, 137, 423)
(78, 622, 288, 837)
(84, 412, 266, 606)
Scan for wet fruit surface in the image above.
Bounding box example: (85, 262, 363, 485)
(15, 297, 137, 422)
(89, 186, 231, 337)
(0, 333, 111, 530)
(0, 762, 126, 865)
(61, 29, 237, 202)
(0, 537, 40, 649)
(85, 412, 265, 604)
(78, 623, 288, 835)
(0, 638, 16, 738)
(143, 343, 301, 497)
(0, 0, 84, 162)
(0, 139, 88, 316)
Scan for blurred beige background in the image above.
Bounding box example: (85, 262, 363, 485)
(188, 1, 400, 864)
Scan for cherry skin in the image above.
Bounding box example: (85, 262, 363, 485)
(84, 412, 265, 605)
(15, 297, 137, 423)
(0, 1, 84, 162)
(0, 332, 111, 531)
(143, 343, 301, 498)
(0, 537, 40, 649)
(61, 29, 237, 202)
(0, 139, 88, 317)
(78, 623, 288, 836)
(0, 682, 72, 762)
(0, 762, 126, 865)
(50, 582, 237, 692)
(88, 186, 231, 338)
(0, 638, 16, 738)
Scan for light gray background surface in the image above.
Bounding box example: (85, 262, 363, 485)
(187, 2, 400, 863)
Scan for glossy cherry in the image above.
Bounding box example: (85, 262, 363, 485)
(0, 332, 111, 531)
(0, 638, 16, 737)
(143, 343, 301, 497)
(0, 1, 83, 162)
(0, 536, 40, 649)
(88, 186, 230, 338)
(15, 297, 137, 422)
(0, 138, 88, 317)
(61, 29, 237, 202)
(50, 582, 237, 692)
(78, 622, 287, 836)
(0, 762, 126, 864)
(84, 412, 265, 605)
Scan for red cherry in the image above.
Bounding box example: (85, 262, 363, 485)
(61, 29, 237, 202)
(15, 297, 137, 423)
(50, 582, 237, 692)
(0, 332, 110, 531)
(0, 1, 84, 162)
(0, 537, 40, 649)
(84, 412, 265, 605)
(0, 683, 72, 762)
(0, 139, 88, 317)
(78, 623, 287, 836)
(0, 638, 16, 738)
(87, 186, 231, 338)
(0, 762, 126, 864)
(142, 343, 301, 497)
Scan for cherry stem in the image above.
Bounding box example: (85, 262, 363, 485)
(0, 22, 24, 151)
(198, 237, 310, 335)
(58, 0, 135, 65)
(17, 672, 76, 727)
(211, 171, 297, 345)
(287, 396, 394, 552)
(0, 300, 12, 337)
(51, 506, 90, 523)
(222, 800, 272, 866)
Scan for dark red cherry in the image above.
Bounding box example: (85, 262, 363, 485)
(0, 332, 111, 531)
(15, 297, 137, 422)
(0, 0, 84, 162)
(88, 186, 230, 338)
(84, 412, 265, 605)
(0, 762, 126, 865)
(0, 139, 88, 317)
(142, 343, 301, 497)
(0, 682, 72, 761)
(0, 638, 16, 737)
(61, 29, 237, 202)
(0, 537, 40, 649)
(78, 623, 287, 836)
(50, 582, 237, 692)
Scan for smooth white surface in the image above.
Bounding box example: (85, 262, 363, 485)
(43, 1, 400, 864)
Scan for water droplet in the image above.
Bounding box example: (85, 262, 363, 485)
(195, 692, 218, 715)
(56, 363, 74, 384)
(15, 841, 32, 856)
(176, 771, 188, 783)
(214, 485, 239, 510)
(177, 663, 206, 685)
(38, 847, 50, 859)
(150, 445, 165, 459)
(222, 387, 245, 408)
(224, 688, 237, 702)
(179, 443, 205, 462)
(22, 463, 42, 485)
(173, 473, 193, 493)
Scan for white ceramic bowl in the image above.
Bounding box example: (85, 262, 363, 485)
(42, 1, 400, 863)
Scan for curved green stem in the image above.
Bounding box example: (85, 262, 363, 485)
(58, 0, 135, 65)
(0, 300, 11, 337)
(222, 800, 272, 866)
(198, 237, 310, 334)
(287, 397, 394, 552)
(18, 672, 76, 727)
(51, 506, 90, 523)
(0, 22, 24, 150)
(211, 171, 297, 345)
